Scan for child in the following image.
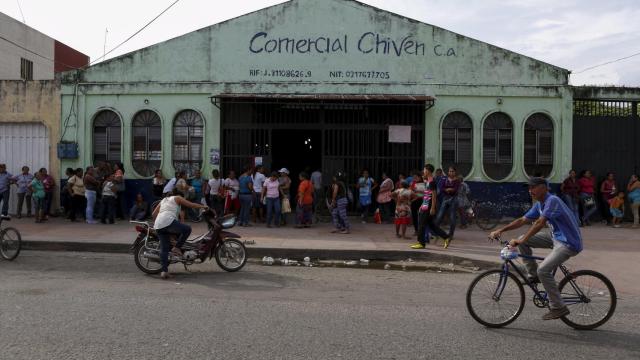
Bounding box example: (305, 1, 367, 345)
(608, 192, 625, 228)
(391, 181, 414, 239)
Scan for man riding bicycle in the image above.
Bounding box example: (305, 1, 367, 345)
(489, 177, 583, 320)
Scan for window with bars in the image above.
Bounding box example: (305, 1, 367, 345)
(173, 110, 204, 176)
(441, 111, 473, 177)
(482, 112, 513, 180)
(524, 113, 554, 177)
(132, 110, 162, 177)
(20, 58, 33, 80)
(93, 110, 122, 164)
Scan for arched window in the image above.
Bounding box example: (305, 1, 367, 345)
(132, 110, 162, 177)
(441, 111, 473, 177)
(524, 113, 554, 177)
(483, 112, 513, 181)
(93, 110, 121, 164)
(173, 110, 204, 176)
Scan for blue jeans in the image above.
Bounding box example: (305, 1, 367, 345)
(562, 194, 580, 223)
(85, 190, 97, 221)
(0, 189, 9, 215)
(266, 197, 281, 226)
(156, 220, 192, 272)
(435, 196, 458, 238)
(239, 194, 253, 225)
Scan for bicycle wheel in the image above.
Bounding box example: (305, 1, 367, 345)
(0, 227, 22, 261)
(559, 270, 617, 330)
(475, 203, 499, 230)
(466, 269, 525, 328)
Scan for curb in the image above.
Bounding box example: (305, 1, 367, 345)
(22, 240, 499, 269)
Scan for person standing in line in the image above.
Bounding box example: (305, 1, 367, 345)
(113, 162, 126, 220)
(395, 173, 406, 192)
(356, 169, 377, 224)
(175, 171, 189, 198)
(66, 168, 85, 222)
(600, 172, 617, 225)
(252, 166, 266, 223)
(560, 170, 581, 224)
(28, 172, 46, 223)
(162, 172, 179, 197)
(608, 191, 625, 228)
(0, 164, 14, 216)
(262, 171, 282, 228)
(152, 169, 166, 200)
(627, 174, 640, 229)
(329, 171, 350, 234)
(14, 166, 34, 218)
(84, 166, 100, 224)
(238, 166, 254, 227)
(392, 181, 414, 239)
(377, 171, 395, 224)
(411, 164, 450, 249)
(223, 170, 240, 215)
(206, 169, 224, 216)
(435, 166, 461, 247)
(295, 172, 314, 228)
(100, 174, 117, 224)
(456, 175, 471, 229)
(410, 172, 426, 236)
(578, 170, 598, 226)
(310, 168, 323, 219)
(61, 168, 75, 218)
(190, 169, 206, 205)
(278, 168, 292, 226)
(40, 168, 55, 220)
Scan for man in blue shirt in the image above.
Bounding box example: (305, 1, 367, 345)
(490, 177, 583, 320)
(0, 164, 14, 216)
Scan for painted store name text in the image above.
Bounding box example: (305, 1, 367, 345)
(249, 32, 457, 57)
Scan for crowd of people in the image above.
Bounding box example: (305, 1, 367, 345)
(1, 161, 638, 235)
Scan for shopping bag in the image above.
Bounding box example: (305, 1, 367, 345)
(374, 208, 382, 224)
(282, 197, 292, 213)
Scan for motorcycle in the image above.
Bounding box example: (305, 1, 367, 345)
(130, 209, 247, 274)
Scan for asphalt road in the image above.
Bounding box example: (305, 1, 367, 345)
(1, 252, 639, 360)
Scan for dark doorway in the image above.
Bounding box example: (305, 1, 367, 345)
(271, 129, 322, 178)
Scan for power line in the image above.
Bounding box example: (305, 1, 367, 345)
(15, 0, 26, 23)
(573, 50, 640, 74)
(90, 0, 181, 65)
(0, 35, 78, 70)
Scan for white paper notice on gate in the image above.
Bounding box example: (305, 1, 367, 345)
(388, 125, 411, 143)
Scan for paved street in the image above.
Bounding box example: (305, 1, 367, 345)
(1, 252, 639, 360)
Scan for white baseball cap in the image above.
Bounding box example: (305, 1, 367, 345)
(278, 168, 289, 174)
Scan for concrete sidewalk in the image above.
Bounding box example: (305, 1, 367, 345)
(7, 216, 640, 295)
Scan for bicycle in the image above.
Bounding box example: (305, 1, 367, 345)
(0, 215, 22, 260)
(466, 236, 616, 330)
(459, 200, 501, 231)
(468, 194, 532, 231)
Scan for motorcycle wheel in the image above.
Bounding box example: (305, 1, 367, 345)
(134, 242, 163, 274)
(215, 238, 247, 272)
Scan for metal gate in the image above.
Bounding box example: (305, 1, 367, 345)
(573, 100, 640, 217)
(220, 99, 426, 186)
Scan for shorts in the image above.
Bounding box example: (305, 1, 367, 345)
(610, 208, 623, 218)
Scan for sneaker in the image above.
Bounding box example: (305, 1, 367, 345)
(330, 228, 342, 233)
(613, 224, 621, 228)
(361, 220, 366, 224)
(443, 238, 451, 249)
(542, 306, 570, 320)
(340, 229, 350, 234)
(160, 272, 170, 280)
(410, 243, 425, 249)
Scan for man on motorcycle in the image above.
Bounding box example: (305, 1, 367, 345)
(152, 189, 208, 279)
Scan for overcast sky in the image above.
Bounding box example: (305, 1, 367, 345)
(2, 0, 639, 86)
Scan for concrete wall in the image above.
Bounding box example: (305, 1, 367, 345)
(59, 0, 573, 183)
(0, 80, 61, 208)
(0, 12, 55, 80)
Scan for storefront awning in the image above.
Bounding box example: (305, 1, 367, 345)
(210, 93, 435, 108)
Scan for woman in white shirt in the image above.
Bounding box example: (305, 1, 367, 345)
(152, 189, 208, 279)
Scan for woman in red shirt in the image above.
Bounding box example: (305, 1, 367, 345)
(600, 172, 617, 225)
(578, 170, 598, 226)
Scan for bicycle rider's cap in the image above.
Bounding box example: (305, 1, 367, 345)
(528, 177, 547, 187)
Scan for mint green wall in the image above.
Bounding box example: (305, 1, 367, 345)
(60, 0, 573, 182)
